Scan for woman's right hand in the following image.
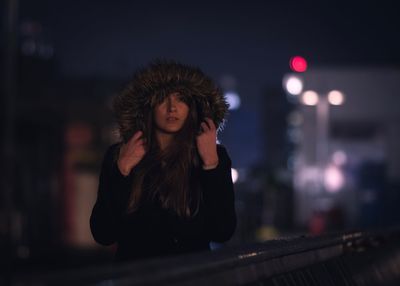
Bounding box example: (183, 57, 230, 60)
(117, 131, 146, 176)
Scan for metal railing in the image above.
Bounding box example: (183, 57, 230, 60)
(9, 226, 400, 286)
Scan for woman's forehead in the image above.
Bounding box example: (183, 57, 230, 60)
(169, 91, 180, 97)
(151, 91, 193, 103)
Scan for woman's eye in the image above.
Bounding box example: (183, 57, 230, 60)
(177, 96, 188, 103)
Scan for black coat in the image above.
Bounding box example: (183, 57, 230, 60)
(90, 144, 236, 262)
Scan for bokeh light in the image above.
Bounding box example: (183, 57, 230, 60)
(332, 150, 348, 166)
(301, 90, 319, 106)
(225, 91, 241, 110)
(231, 168, 239, 184)
(328, 90, 345, 105)
(290, 56, 308, 72)
(324, 165, 345, 193)
(284, 75, 303, 95)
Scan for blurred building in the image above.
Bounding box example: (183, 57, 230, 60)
(287, 67, 400, 231)
(1, 19, 125, 266)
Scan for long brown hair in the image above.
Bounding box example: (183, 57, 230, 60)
(126, 92, 202, 218)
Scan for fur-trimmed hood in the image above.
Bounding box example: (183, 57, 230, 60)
(112, 60, 229, 142)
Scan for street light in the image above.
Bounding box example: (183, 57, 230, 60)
(283, 75, 303, 96)
(301, 90, 345, 193)
(328, 90, 345, 105)
(301, 90, 319, 106)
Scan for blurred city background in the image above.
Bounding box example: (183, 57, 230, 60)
(1, 0, 400, 275)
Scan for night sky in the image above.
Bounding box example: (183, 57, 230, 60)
(20, 1, 400, 76)
(15, 0, 400, 168)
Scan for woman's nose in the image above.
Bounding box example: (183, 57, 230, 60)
(167, 98, 177, 112)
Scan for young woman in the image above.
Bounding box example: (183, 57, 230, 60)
(90, 60, 236, 262)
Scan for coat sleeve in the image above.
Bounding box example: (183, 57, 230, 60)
(200, 144, 237, 242)
(90, 144, 132, 245)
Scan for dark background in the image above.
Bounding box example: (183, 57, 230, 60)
(1, 0, 400, 274)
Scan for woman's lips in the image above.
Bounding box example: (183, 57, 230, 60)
(166, 116, 179, 122)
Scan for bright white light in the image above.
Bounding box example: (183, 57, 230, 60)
(332, 151, 347, 166)
(324, 165, 345, 193)
(328, 90, 345, 105)
(301, 90, 319, 106)
(284, 75, 303, 95)
(225, 91, 241, 110)
(231, 168, 239, 184)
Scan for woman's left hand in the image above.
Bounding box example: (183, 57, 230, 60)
(196, 118, 219, 168)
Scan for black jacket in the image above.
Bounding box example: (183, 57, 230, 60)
(90, 144, 236, 262)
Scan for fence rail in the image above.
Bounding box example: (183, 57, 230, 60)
(9, 226, 400, 286)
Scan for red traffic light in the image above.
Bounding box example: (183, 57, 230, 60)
(290, 56, 307, 72)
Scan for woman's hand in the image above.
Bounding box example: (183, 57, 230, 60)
(196, 118, 219, 169)
(117, 131, 146, 176)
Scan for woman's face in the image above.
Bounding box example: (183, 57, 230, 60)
(153, 92, 190, 134)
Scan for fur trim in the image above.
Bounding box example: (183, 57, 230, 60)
(113, 59, 229, 142)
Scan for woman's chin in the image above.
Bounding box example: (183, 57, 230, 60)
(157, 127, 182, 135)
